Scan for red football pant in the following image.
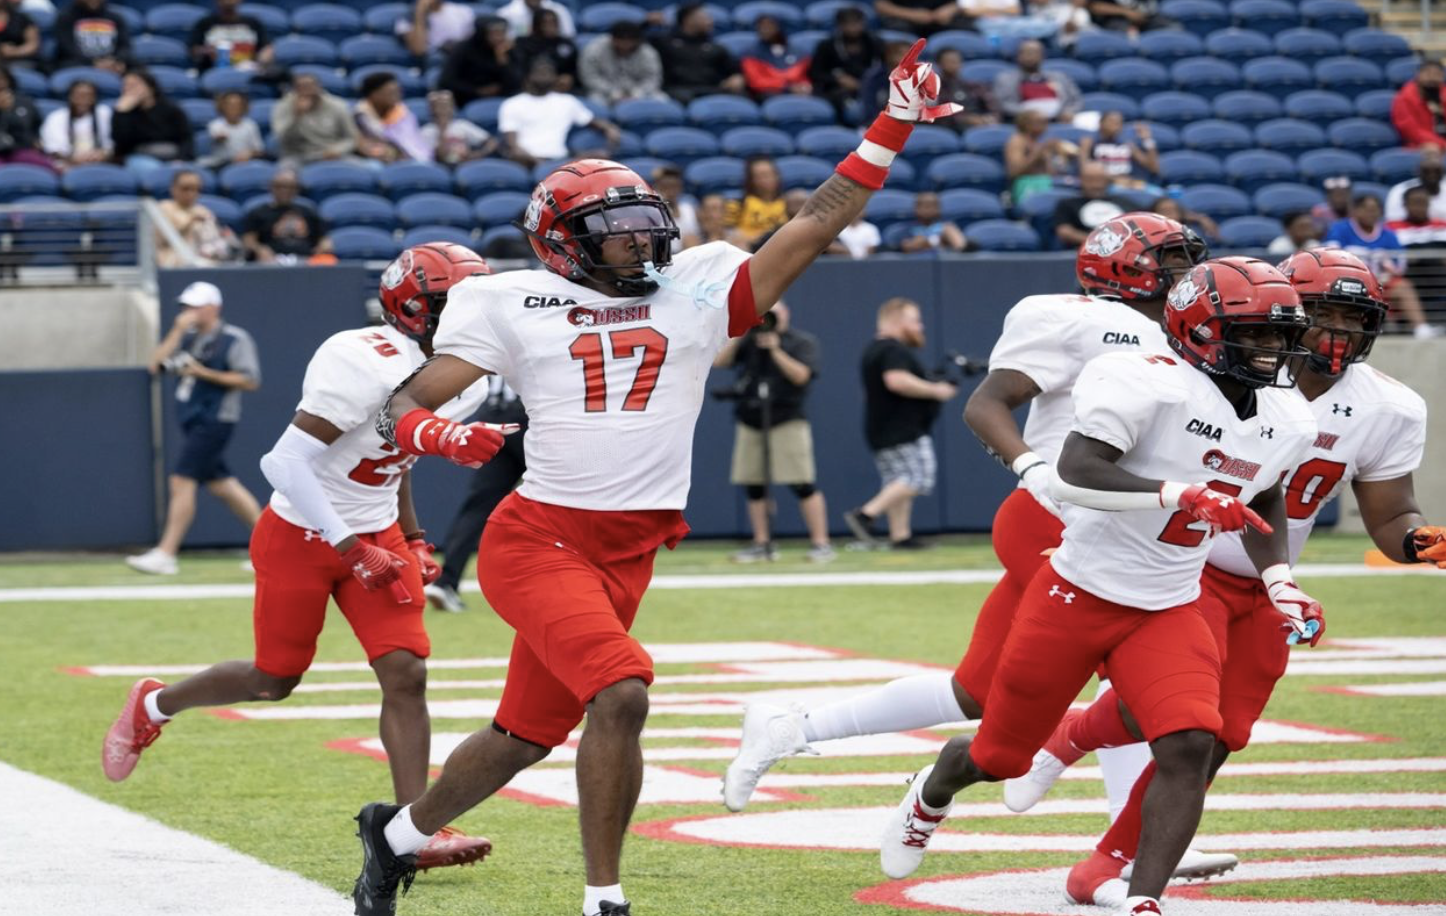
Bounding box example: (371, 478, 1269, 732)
(970, 562, 1223, 779)
(250, 507, 429, 678)
(954, 488, 1065, 705)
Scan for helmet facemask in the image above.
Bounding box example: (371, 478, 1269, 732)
(1214, 305, 1311, 389)
(546, 190, 680, 297)
(1298, 289, 1387, 378)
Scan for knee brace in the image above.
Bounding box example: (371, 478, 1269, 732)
(790, 483, 816, 499)
(745, 485, 767, 500)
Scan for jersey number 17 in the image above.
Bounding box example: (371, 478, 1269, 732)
(569, 328, 669, 413)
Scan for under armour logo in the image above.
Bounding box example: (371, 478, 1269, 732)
(303, 529, 324, 542)
(1259, 427, 1274, 439)
(1333, 404, 1353, 417)
(1048, 585, 1076, 604)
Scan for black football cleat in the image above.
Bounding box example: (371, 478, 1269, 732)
(599, 902, 631, 915)
(353, 803, 418, 916)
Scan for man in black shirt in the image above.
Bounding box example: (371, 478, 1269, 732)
(715, 302, 834, 563)
(53, 0, 130, 72)
(0, 0, 40, 69)
(242, 169, 331, 264)
(653, 2, 744, 103)
(1053, 161, 1131, 250)
(847, 297, 958, 549)
(188, 0, 273, 71)
(808, 7, 883, 121)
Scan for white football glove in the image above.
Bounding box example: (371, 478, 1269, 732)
(1012, 451, 1064, 519)
(1262, 564, 1325, 647)
(885, 39, 965, 124)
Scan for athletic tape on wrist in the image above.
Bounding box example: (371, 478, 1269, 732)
(836, 114, 914, 190)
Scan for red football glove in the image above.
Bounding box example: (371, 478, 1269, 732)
(1175, 483, 1273, 536)
(340, 541, 412, 604)
(1409, 526, 1446, 569)
(885, 39, 964, 124)
(395, 409, 506, 468)
(407, 537, 441, 585)
(1263, 565, 1325, 647)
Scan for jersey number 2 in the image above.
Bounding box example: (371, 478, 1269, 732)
(1157, 481, 1244, 547)
(569, 328, 669, 413)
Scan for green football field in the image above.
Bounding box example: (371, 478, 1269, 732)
(3, 534, 1445, 915)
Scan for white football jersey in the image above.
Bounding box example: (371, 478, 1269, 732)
(270, 324, 489, 534)
(433, 241, 754, 511)
(988, 294, 1168, 468)
(1050, 352, 1318, 609)
(1208, 363, 1428, 578)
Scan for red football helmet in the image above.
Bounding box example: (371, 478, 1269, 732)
(378, 242, 491, 341)
(1277, 248, 1387, 377)
(520, 158, 679, 296)
(1077, 212, 1209, 301)
(1164, 256, 1310, 388)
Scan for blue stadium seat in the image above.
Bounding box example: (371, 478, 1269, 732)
(202, 68, 272, 98)
(1216, 215, 1283, 248)
(1224, 149, 1297, 193)
(715, 31, 757, 59)
(960, 60, 1012, 86)
(1138, 30, 1204, 62)
(1202, 28, 1273, 65)
(774, 155, 834, 190)
(1073, 31, 1137, 64)
(720, 125, 795, 158)
(965, 220, 1041, 252)
(1270, 27, 1343, 66)
(900, 124, 958, 170)
(568, 127, 643, 159)
(145, 4, 208, 40)
(1300, 0, 1368, 35)
(1078, 92, 1140, 119)
(239, 3, 290, 33)
(132, 34, 190, 67)
(139, 164, 217, 197)
(1384, 56, 1421, 88)
(0, 165, 60, 202)
(880, 222, 916, 251)
(645, 126, 722, 165)
(1170, 57, 1241, 100)
(927, 29, 993, 60)
(1179, 183, 1253, 220)
(461, 98, 505, 133)
(806, 0, 875, 29)
(200, 194, 244, 232)
(960, 124, 1014, 156)
(377, 162, 452, 201)
(1370, 147, 1420, 185)
(1161, 0, 1230, 36)
(12, 67, 45, 98)
(1354, 88, 1396, 122)
(331, 226, 403, 261)
(1242, 57, 1313, 100)
(219, 160, 277, 199)
(1340, 28, 1410, 67)
(478, 224, 527, 257)
(614, 97, 687, 131)
(1253, 182, 1324, 219)
(319, 193, 397, 231)
(150, 65, 198, 100)
(687, 95, 763, 134)
(1013, 187, 1072, 249)
(864, 189, 916, 229)
(349, 65, 426, 97)
(787, 30, 827, 58)
(1159, 150, 1225, 184)
(454, 159, 533, 198)
(272, 35, 339, 67)
(1140, 91, 1212, 129)
(241, 191, 316, 216)
(1253, 118, 1327, 158)
(1327, 118, 1399, 155)
(50, 67, 122, 99)
(937, 188, 1005, 224)
(1136, 121, 1181, 152)
(1212, 90, 1282, 126)
(1353, 181, 1390, 206)
(796, 125, 859, 160)
(300, 161, 379, 199)
(1181, 119, 1254, 154)
(684, 156, 745, 196)
(1297, 148, 1371, 184)
(1042, 59, 1099, 93)
(364, 2, 408, 33)
(290, 3, 363, 43)
(61, 165, 138, 202)
(401, 226, 477, 249)
(1283, 89, 1354, 126)
(579, 2, 647, 31)
(396, 192, 472, 229)
(1099, 58, 1170, 101)
(761, 95, 835, 133)
(1314, 57, 1384, 97)
(886, 158, 918, 191)
(472, 191, 532, 228)
(1228, 0, 1298, 36)
(621, 157, 673, 181)
(925, 154, 1006, 193)
(340, 34, 415, 67)
(732, 0, 805, 29)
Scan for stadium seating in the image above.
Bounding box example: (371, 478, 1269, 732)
(774, 155, 834, 191)
(1179, 182, 1253, 219)
(1074, 31, 1138, 64)
(761, 95, 835, 133)
(1043, 59, 1099, 93)
(645, 127, 721, 165)
(1370, 147, 1421, 184)
(1162, 0, 1231, 36)
(1341, 28, 1412, 66)
(684, 157, 746, 196)
(1230, 0, 1299, 36)
(1212, 90, 1282, 125)
(472, 192, 532, 228)
(863, 190, 916, 229)
(720, 126, 795, 158)
(1140, 91, 1212, 129)
(139, 164, 217, 197)
(1217, 214, 1284, 247)
(899, 125, 958, 171)
(318, 193, 397, 232)
(1224, 149, 1298, 193)
(1253, 118, 1328, 158)
(1315, 56, 1386, 96)
(200, 194, 244, 232)
(1099, 58, 1171, 101)
(300, 161, 378, 199)
(0, 165, 61, 203)
(1253, 182, 1327, 219)
(1300, 0, 1370, 35)
(289, 4, 363, 44)
(965, 220, 1041, 252)
(960, 61, 1012, 86)
(1272, 27, 1344, 66)
(688, 95, 763, 134)
(925, 154, 1006, 194)
(579, 2, 648, 31)
(363, 3, 407, 34)
(1327, 117, 1401, 154)
(1284, 89, 1355, 126)
(1182, 119, 1256, 155)
(1160, 150, 1227, 184)
(1171, 57, 1242, 99)
(927, 30, 993, 60)
(960, 124, 1014, 157)
(1384, 56, 1421, 87)
(1297, 148, 1372, 184)
(1354, 88, 1397, 122)
(807, 0, 877, 30)
(796, 126, 859, 161)
(1242, 57, 1314, 99)
(331, 226, 403, 261)
(1203, 28, 1273, 65)
(454, 160, 534, 198)
(340, 35, 415, 67)
(614, 98, 688, 131)
(50, 67, 123, 98)
(732, 1, 805, 29)
(133, 34, 190, 67)
(396, 192, 472, 229)
(1138, 30, 1205, 62)
(61, 165, 139, 202)
(145, 4, 208, 40)
(378, 162, 453, 200)
(937, 188, 1006, 224)
(240, 4, 290, 34)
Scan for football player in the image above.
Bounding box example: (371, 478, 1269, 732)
(881, 257, 1322, 916)
(1001, 248, 1444, 908)
(101, 243, 496, 873)
(350, 39, 963, 916)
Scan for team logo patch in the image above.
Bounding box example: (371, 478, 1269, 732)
(380, 250, 412, 290)
(1168, 277, 1201, 311)
(523, 193, 544, 232)
(1202, 448, 1262, 481)
(567, 304, 652, 327)
(1084, 225, 1125, 256)
(1315, 432, 1340, 450)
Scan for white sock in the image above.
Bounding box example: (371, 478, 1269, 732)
(382, 805, 432, 856)
(143, 689, 171, 723)
(801, 673, 964, 743)
(1093, 679, 1152, 822)
(583, 884, 625, 915)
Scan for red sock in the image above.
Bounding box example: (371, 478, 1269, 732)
(1096, 760, 1154, 861)
(1066, 688, 1137, 752)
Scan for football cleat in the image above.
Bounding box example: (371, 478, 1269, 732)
(102, 677, 166, 781)
(597, 902, 631, 915)
(422, 584, 465, 614)
(723, 703, 816, 811)
(125, 548, 178, 575)
(354, 803, 418, 916)
(1003, 708, 1085, 812)
(1065, 849, 1130, 906)
(880, 764, 953, 879)
(1123, 848, 1240, 882)
(1118, 897, 1163, 915)
(415, 825, 492, 871)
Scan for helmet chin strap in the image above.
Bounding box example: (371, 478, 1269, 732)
(642, 261, 730, 310)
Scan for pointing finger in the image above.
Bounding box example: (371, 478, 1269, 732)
(1244, 506, 1273, 536)
(898, 38, 926, 72)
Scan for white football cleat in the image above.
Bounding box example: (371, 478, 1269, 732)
(126, 549, 178, 576)
(722, 703, 815, 812)
(1117, 897, 1163, 915)
(1122, 848, 1240, 881)
(1002, 707, 1085, 812)
(880, 764, 953, 879)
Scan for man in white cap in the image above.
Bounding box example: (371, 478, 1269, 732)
(127, 281, 264, 574)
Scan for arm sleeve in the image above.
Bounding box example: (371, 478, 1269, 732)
(1069, 355, 1163, 454)
(296, 341, 387, 432)
(432, 281, 511, 375)
(987, 298, 1082, 394)
(258, 424, 355, 546)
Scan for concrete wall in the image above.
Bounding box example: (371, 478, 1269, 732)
(0, 287, 156, 369)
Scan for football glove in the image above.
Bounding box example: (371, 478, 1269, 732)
(1175, 483, 1272, 536)
(886, 39, 964, 124)
(340, 541, 412, 604)
(395, 409, 508, 469)
(1408, 525, 1446, 569)
(1262, 564, 1325, 647)
(407, 537, 441, 585)
(1012, 452, 1064, 519)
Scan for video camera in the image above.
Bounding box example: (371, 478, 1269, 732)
(159, 351, 198, 374)
(931, 350, 987, 384)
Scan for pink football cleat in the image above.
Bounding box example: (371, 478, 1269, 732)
(102, 678, 166, 782)
(415, 825, 493, 871)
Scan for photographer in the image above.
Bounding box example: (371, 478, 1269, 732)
(846, 297, 958, 550)
(127, 282, 263, 575)
(714, 302, 833, 563)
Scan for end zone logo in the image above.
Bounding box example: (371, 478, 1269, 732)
(567, 304, 652, 327)
(1203, 448, 1262, 481)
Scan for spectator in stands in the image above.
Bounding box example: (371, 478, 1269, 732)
(1324, 193, 1441, 338)
(1267, 210, 1322, 256)
(808, 7, 882, 122)
(751, 188, 831, 253)
(741, 14, 810, 98)
(898, 191, 969, 253)
(398, 0, 475, 57)
(860, 39, 912, 122)
(579, 21, 664, 107)
(725, 156, 787, 247)
(994, 39, 1080, 122)
(934, 48, 1000, 133)
(1152, 194, 1219, 242)
(422, 89, 495, 165)
(515, 7, 576, 93)
(1005, 109, 1068, 204)
(242, 168, 332, 264)
(496, 0, 574, 39)
(837, 212, 882, 258)
(499, 58, 619, 167)
(1385, 146, 1446, 223)
(40, 78, 112, 169)
(113, 69, 192, 171)
(273, 71, 360, 167)
(0, 64, 46, 169)
(874, 0, 972, 36)
(1052, 161, 1132, 248)
(1088, 0, 1170, 34)
(438, 15, 523, 105)
(199, 91, 262, 169)
(0, 0, 40, 68)
(695, 192, 730, 246)
(53, 0, 129, 73)
(354, 71, 432, 163)
(1388, 185, 1446, 313)
(1079, 111, 1159, 185)
(1312, 175, 1353, 231)
(1390, 58, 1446, 150)
(652, 164, 701, 253)
(1038, 0, 1096, 48)
(189, 0, 273, 72)
(155, 168, 241, 267)
(655, 2, 745, 104)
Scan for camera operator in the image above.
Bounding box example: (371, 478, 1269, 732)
(713, 302, 834, 563)
(846, 296, 957, 550)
